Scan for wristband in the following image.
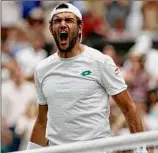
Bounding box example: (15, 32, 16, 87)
(134, 145, 148, 153)
(27, 141, 42, 150)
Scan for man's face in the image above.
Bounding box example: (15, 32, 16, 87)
(50, 12, 82, 52)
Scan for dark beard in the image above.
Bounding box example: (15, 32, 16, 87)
(53, 31, 79, 52)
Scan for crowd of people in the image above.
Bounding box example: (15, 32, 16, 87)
(1, 1, 158, 153)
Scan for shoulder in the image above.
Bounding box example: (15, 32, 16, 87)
(83, 45, 113, 64)
(35, 52, 57, 75)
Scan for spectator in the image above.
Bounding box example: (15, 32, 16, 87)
(15, 100, 38, 150)
(15, 31, 47, 80)
(11, 25, 31, 56)
(83, 12, 108, 51)
(123, 52, 150, 116)
(27, 7, 55, 56)
(102, 45, 121, 67)
(141, 1, 158, 33)
(2, 66, 36, 151)
(27, 7, 45, 33)
(128, 35, 158, 90)
(104, 0, 129, 29)
(144, 89, 158, 130)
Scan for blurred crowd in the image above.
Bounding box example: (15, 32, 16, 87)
(1, 0, 158, 152)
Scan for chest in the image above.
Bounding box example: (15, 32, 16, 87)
(41, 65, 100, 103)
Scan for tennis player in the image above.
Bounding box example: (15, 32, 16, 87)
(27, 3, 148, 153)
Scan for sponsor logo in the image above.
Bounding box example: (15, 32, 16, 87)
(81, 70, 92, 76)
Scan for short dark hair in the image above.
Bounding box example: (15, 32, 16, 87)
(56, 3, 69, 9)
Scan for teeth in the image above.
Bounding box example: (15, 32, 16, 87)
(60, 31, 67, 34)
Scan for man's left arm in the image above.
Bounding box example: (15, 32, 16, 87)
(112, 89, 144, 133)
(112, 89, 148, 153)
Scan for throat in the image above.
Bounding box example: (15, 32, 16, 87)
(58, 44, 84, 58)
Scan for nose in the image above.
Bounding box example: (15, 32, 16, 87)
(60, 20, 67, 31)
(61, 20, 67, 27)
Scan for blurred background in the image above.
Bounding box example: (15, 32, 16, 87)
(1, 0, 158, 152)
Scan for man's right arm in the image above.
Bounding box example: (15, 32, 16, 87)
(28, 104, 48, 148)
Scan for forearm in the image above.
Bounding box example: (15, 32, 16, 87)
(30, 119, 48, 146)
(112, 90, 145, 133)
(122, 104, 145, 133)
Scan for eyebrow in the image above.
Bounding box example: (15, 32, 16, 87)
(54, 13, 76, 19)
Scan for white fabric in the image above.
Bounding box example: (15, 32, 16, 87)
(50, 2, 82, 20)
(2, 80, 36, 127)
(34, 45, 127, 145)
(27, 142, 42, 150)
(15, 47, 47, 77)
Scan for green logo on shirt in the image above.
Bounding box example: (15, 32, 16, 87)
(81, 70, 92, 76)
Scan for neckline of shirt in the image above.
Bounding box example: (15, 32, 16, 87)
(55, 45, 87, 61)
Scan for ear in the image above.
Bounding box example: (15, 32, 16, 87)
(79, 22, 83, 35)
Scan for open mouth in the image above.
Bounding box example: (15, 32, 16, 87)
(59, 32, 68, 43)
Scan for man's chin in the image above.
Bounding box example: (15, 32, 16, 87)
(58, 45, 70, 52)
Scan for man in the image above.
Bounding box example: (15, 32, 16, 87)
(27, 3, 147, 153)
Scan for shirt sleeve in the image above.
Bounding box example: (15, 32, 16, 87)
(99, 56, 127, 95)
(34, 70, 47, 105)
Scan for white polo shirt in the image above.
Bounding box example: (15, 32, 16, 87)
(34, 45, 127, 146)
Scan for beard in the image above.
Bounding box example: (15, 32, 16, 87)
(53, 29, 80, 52)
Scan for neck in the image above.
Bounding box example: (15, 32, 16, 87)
(57, 42, 83, 58)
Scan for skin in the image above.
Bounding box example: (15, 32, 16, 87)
(112, 90, 144, 133)
(49, 12, 83, 58)
(29, 12, 146, 148)
(30, 105, 48, 146)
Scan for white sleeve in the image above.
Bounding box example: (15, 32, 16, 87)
(34, 70, 47, 105)
(100, 56, 127, 95)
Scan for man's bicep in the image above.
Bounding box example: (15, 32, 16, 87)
(112, 89, 136, 112)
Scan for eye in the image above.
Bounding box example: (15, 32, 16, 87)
(65, 18, 75, 23)
(53, 18, 62, 24)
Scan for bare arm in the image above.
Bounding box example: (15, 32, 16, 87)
(112, 89, 145, 133)
(30, 104, 48, 146)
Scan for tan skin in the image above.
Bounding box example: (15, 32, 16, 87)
(49, 12, 84, 58)
(30, 12, 146, 148)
